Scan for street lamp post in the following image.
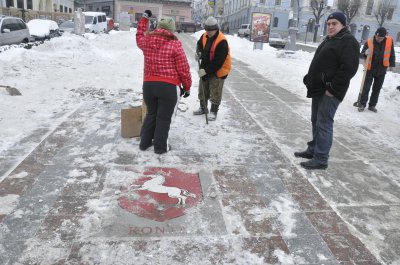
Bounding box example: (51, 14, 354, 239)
(302, 24, 308, 44)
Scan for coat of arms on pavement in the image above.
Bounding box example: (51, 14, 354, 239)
(118, 167, 202, 222)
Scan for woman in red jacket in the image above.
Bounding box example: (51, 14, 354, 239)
(136, 11, 191, 154)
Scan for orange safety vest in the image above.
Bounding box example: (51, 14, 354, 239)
(367, 36, 393, 70)
(201, 32, 231, 77)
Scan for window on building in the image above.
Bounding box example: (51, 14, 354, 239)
(366, 0, 374, 15)
(275, 0, 281, 5)
(60, 5, 63, 12)
(6, 0, 13, 8)
(69, 8, 72, 13)
(17, 0, 23, 9)
(259, 0, 265, 4)
(27, 0, 32, 9)
(290, 0, 294, 7)
(88, 5, 93, 11)
(273, 17, 279, 27)
(53, 3, 57, 12)
(387, 8, 394, 20)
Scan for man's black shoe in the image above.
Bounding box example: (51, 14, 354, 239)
(300, 160, 328, 170)
(294, 151, 313, 159)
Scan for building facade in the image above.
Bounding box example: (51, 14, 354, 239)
(0, 0, 74, 22)
(218, 0, 400, 43)
(75, 0, 192, 23)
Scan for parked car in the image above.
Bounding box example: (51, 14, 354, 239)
(238, 24, 250, 37)
(176, 22, 200, 33)
(83, 12, 107, 33)
(59, 20, 74, 33)
(27, 19, 60, 40)
(268, 32, 287, 48)
(0, 15, 31, 46)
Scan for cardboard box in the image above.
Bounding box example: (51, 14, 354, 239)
(121, 106, 142, 138)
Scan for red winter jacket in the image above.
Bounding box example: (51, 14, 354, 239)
(136, 17, 191, 91)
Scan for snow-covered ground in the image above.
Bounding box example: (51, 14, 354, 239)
(1, 30, 399, 156)
(0, 29, 399, 264)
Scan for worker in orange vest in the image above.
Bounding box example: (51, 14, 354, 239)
(358, 27, 396, 112)
(194, 16, 231, 121)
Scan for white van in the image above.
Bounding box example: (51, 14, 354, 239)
(83, 12, 107, 33)
(238, 24, 250, 37)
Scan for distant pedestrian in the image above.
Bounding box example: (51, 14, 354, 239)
(295, 12, 359, 170)
(193, 16, 231, 121)
(136, 11, 191, 154)
(357, 27, 396, 112)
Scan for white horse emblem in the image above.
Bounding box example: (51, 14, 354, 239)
(131, 174, 196, 207)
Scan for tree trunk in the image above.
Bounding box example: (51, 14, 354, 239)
(313, 24, 319, 42)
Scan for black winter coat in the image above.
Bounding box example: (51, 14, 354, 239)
(196, 31, 229, 79)
(303, 28, 359, 102)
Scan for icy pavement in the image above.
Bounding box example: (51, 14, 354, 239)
(0, 34, 399, 264)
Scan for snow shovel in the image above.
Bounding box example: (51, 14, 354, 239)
(353, 50, 372, 107)
(197, 54, 208, 124)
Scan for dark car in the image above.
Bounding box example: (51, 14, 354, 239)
(176, 22, 200, 33)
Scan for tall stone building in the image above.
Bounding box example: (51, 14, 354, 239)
(215, 0, 400, 43)
(75, 0, 192, 22)
(0, 0, 74, 22)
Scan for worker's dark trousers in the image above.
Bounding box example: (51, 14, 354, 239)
(360, 71, 386, 107)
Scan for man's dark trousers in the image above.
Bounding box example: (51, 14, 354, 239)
(360, 71, 386, 107)
(306, 94, 340, 165)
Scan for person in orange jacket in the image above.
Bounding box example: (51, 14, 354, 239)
(193, 16, 231, 121)
(358, 27, 396, 112)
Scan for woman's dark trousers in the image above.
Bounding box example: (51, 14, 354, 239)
(140, 82, 178, 154)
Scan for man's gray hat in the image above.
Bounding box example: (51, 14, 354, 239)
(204, 16, 218, 31)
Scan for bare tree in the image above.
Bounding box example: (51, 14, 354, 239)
(310, 0, 327, 42)
(373, 0, 394, 27)
(337, 0, 362, 24)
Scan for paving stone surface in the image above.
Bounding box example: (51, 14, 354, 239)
(0, 34, 398, 264)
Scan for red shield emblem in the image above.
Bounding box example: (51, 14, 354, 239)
(118, 167, 202, 222)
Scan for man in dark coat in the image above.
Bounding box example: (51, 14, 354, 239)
(357, 27, 396, 112)
(295, 12, 359, 170)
